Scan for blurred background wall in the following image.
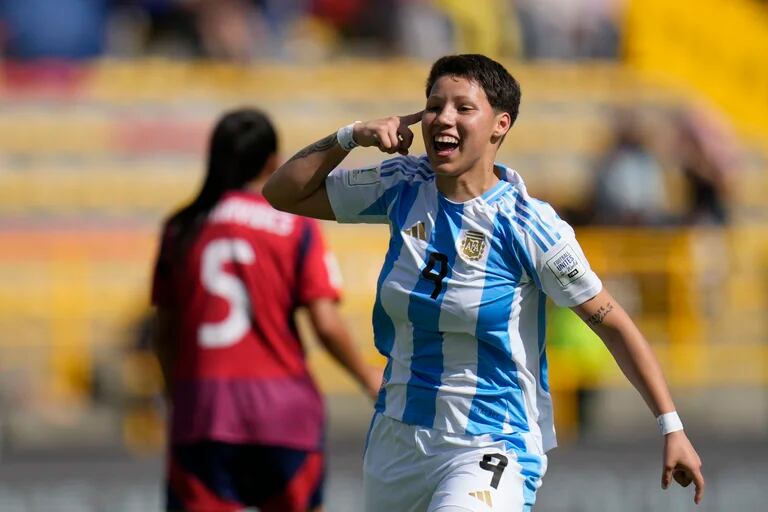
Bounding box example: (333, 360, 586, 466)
(0, 0, 766, 510)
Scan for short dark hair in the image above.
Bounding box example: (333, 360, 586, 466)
(425, 54, 521, 125)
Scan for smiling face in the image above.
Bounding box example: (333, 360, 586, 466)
(422, 75, 511, 177)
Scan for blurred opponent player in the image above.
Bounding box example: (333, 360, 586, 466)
(151, 108, 380, 512)
(264, 55, 705, 511)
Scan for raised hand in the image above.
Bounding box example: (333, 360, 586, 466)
(662, 430, 705, 504)
(352, 112, 423, 155)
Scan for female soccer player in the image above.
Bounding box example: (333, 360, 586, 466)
(264, 55, 704, 511)
(151, 108, 380, 512)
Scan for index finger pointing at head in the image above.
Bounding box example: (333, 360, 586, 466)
(399, 111, 423, 126)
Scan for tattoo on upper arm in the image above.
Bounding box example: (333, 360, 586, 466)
(586, 301, 614, 326)
(286, 133, 337, 164)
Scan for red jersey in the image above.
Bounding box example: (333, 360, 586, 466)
(151, 191, 340, 450)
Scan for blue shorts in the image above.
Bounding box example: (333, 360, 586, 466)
(167, 441, 325, 512)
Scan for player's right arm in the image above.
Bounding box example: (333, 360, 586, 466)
(150, 226, 179, 401)
(263, 113, 422, 219)
(151, 306, 177, 400)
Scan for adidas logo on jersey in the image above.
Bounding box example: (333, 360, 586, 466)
(404, 221, 427, 241)
(469, 490, 493, 507)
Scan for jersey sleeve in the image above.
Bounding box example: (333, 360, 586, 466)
(511, 201, 602, 307)
(150, 224, 176, 308)
(325, 155, 424, 224)
(296, 218, 342, 305)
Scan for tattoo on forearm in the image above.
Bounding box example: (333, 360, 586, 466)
(286, 133, 337, 164)
(586, 302, 614, 326)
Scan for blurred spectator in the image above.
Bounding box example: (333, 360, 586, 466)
(123, 0, 272, 61)
(193, 0, 261, 61)
(672, 107, 740, 225)
(121, 0, 202, 57)
(0, 0, 629, 62)
(311, 0, 399, 56)
(515, 0, 623, 59)
(0, 0, 110, 60)
(110, 0, 345, 60)
(432, 0, 521, 57)
(394, 0, 454, 59)
(591, 108, 671, 226)
(259, 0, 317, 58)
(312, 0, 366, 29)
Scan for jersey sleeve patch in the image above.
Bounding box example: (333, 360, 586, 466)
(545, 243, 586, 287)
(346, 166, 381, 186)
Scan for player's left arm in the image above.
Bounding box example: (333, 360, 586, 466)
(572, 287, 705, 505)
(306, 298, 382, 401)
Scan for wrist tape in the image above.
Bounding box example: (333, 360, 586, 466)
(337, 122, 360, 152)
(657, 411, 684, 435)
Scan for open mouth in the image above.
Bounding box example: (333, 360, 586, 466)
(433, 134, 460, 157)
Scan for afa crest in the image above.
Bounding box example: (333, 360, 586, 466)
(461, 230, 486, 261)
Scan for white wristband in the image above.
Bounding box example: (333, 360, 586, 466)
(337, 122, 360, 152)
(657, 411, 684, 435)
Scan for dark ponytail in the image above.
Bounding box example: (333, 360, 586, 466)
(165, 108, 278, 256)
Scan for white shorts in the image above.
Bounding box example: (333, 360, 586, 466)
(363, 413, 547, 512)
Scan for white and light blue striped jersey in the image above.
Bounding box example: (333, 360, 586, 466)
(326, 155, 602, 454)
